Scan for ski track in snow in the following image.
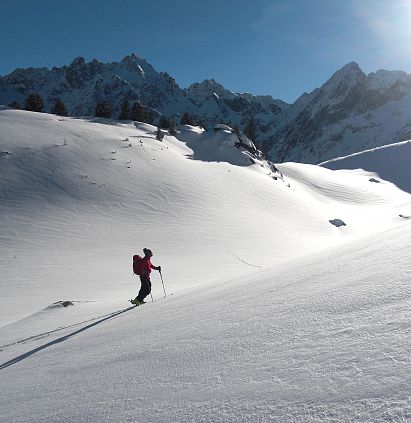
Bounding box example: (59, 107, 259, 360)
(0, 109, 411, 422)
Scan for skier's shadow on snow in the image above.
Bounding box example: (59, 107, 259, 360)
(0, 306, 136, 370)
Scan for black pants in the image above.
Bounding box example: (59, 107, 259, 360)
(137, 275, 151, 302)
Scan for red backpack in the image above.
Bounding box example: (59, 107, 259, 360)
(133, 255, 144, 275)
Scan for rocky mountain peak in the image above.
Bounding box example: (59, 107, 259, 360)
(325, 62, 365, 84)
(324, 61, 365, 88)
(187, 79, 235, 100)
(269, 60, 411, 164)
(68, 56, 87, 69)
(121, 53, 139, 63)
(120, 53, 142, 69)
(118, 53, 157, 79)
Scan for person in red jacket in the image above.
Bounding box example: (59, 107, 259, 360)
(131, 248, 161, 305)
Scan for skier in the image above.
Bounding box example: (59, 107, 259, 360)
(131, 248, 161, 305)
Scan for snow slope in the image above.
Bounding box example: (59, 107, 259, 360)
(0, 109, 410, 422)
(1, 224, 410, 422)
(320, 140, 411, 195)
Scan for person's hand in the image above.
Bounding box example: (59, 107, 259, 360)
(157, 266, 162, 272)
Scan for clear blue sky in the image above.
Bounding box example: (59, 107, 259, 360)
(1, 0, 411, 103)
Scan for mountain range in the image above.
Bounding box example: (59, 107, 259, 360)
(1, 54, 411, 164)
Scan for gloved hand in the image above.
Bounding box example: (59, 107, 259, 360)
(157, 266, 162, 272)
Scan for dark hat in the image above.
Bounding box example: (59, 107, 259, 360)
(143, 248, 152, 256)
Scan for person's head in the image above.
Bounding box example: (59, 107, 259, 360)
(143, 248, 153, 257)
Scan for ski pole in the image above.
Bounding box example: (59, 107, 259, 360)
(159, 270, 166, 298)
(150, 292, 154, 303)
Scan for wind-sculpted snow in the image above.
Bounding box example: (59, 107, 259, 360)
(0, 108, 409, 323)
(321, 140, 411, 194)
(0, 109, 410, 422)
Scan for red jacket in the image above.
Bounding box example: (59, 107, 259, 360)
(141, 256, 157, 276)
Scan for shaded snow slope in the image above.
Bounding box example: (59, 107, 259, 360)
(1, 109, 410, 326)
(320, 140, 411, 195)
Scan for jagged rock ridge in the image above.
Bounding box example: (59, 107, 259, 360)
(0, 54, 287, 140)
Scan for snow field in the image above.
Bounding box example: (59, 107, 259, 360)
(1, 223, 410, 422)
(0, 109, 410, 422)
(3, 109, 406, 324)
